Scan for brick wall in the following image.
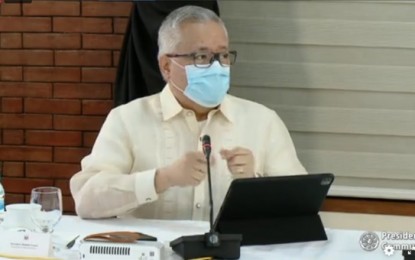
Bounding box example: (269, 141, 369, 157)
(0, 0, 132, 213)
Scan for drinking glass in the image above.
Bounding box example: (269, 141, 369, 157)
(30, 186, 63, 233)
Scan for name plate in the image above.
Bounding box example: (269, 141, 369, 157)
(0, 230, 52, 257)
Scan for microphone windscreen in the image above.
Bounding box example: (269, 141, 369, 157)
(202, 135, 211, 145)
(202, 135, 211, 156)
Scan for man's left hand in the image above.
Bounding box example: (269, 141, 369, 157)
(220, 147, 255, 179)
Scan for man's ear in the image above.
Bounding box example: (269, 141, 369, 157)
(158, 55, 170, 82)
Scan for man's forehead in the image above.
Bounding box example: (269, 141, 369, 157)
(175, 21, 228, 52)
(179, 20, 227, 37)
(175, 40, 228, 53)
(195, 46, 228, 52)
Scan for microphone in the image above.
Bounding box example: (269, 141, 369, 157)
(170, 135, 242, 259)
(202, 134, 211, 157)
(201, 135, 214, 231)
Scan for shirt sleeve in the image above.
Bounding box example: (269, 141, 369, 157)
(70, 108, 159, 219)
(262, 110, 308, 176)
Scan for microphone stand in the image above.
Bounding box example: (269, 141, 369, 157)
(207, 147, 213, 231)
(170, 135, 242, 259)
(204, 136, 220, 248)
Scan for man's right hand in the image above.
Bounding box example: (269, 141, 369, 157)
(155, 151, 208, 193)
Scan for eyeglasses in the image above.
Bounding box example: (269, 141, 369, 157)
(166, 50, 237, 68)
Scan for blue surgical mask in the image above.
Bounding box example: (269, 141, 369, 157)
(171, 60, 230, 108)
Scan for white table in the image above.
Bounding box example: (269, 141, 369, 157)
(49, 212, 415, 260)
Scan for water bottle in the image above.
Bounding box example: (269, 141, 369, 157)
(0, 175, 4, 213)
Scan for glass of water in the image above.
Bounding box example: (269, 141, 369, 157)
(30, 187, 63, 233)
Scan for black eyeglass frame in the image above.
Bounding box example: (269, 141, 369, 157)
(166, 50, 237, 68)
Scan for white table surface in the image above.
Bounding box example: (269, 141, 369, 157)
(47, 211, 415, 260)
(1, 211, 414, 259)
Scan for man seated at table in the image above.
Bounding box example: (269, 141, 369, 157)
(70, 6, 307, 220)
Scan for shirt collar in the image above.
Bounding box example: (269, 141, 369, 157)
(217, 95, 235, 123)
(160, 84, 235, 123)
(160, 84, 183, 121)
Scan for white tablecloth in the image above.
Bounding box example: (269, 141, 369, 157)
(50, 215, 405, 260)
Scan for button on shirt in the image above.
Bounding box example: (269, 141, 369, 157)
(70, 85, 307, 220)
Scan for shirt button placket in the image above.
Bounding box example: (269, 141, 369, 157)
(184, 110, 198, 134)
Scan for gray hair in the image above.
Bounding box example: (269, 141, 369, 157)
(157, 5, 227, 58)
